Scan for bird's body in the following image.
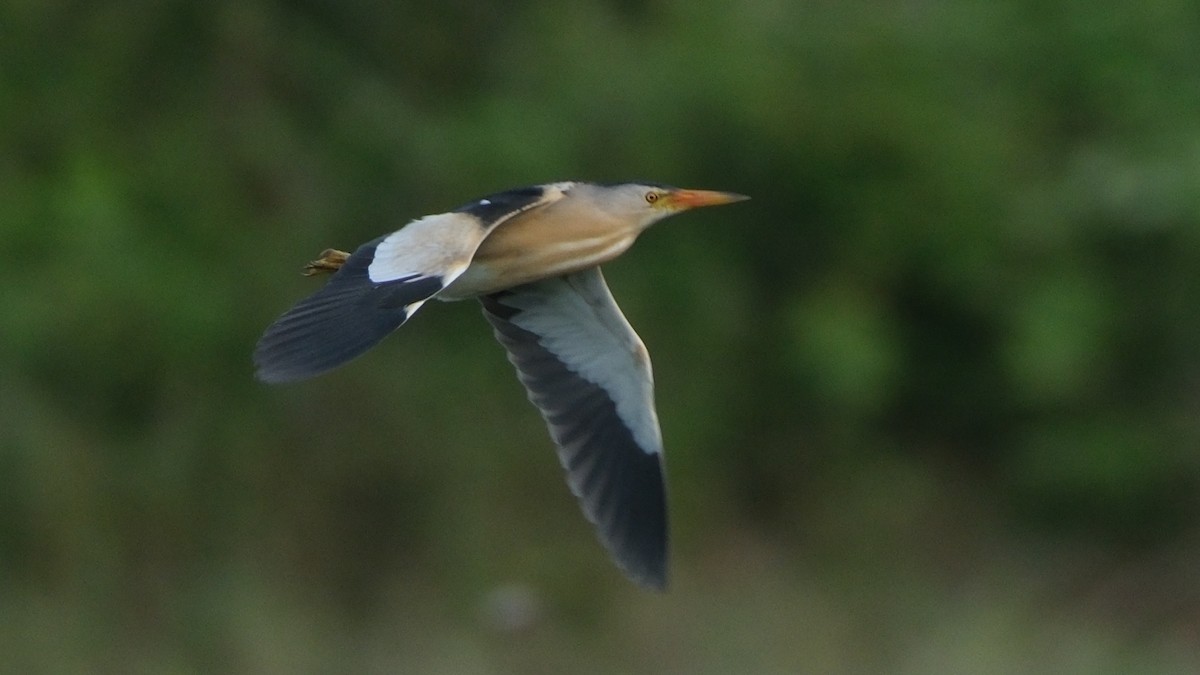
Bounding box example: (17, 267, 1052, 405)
(255, 181, 747, 589)
(441, 183, 642, 298)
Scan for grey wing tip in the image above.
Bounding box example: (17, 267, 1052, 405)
(614, 503, 669, 591)
(626, 556, 669, 591)
(254, 366, 291, 385)
(591, 444, 670, 591)
(252, 358, 316, 384)
(252, 347, 327, 385)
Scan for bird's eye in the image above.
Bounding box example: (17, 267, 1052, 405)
(644, 191, 660, 204)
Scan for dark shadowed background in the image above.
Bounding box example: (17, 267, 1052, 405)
(4, 0, 1200, 672)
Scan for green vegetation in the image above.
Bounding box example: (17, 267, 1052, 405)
(3, 0, 1199, 671)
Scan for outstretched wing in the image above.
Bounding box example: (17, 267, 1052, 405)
(256, 185, 563, 383)
(480, 268, 668, 589)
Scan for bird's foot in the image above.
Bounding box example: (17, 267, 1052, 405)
(303, 249, 351, 276)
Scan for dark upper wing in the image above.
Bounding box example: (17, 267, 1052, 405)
(254, 233, 444, 383)
(480, 268, 668, 589)
(255, 186, 563, 383)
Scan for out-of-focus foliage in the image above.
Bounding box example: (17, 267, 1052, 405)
(3, 0, 1200, 671)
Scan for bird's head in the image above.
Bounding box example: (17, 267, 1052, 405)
(579, 182, 750, 230)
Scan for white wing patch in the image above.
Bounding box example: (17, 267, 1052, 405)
(367, 212, 486, 284)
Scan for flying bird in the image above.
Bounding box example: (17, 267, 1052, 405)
(254, 181, 748, 589)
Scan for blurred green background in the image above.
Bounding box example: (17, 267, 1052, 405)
(4, 0, 1200, 672)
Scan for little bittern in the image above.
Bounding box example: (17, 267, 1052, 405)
(255, 181, 749, 589)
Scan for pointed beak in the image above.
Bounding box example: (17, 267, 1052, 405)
(665, 188, 751, 210)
